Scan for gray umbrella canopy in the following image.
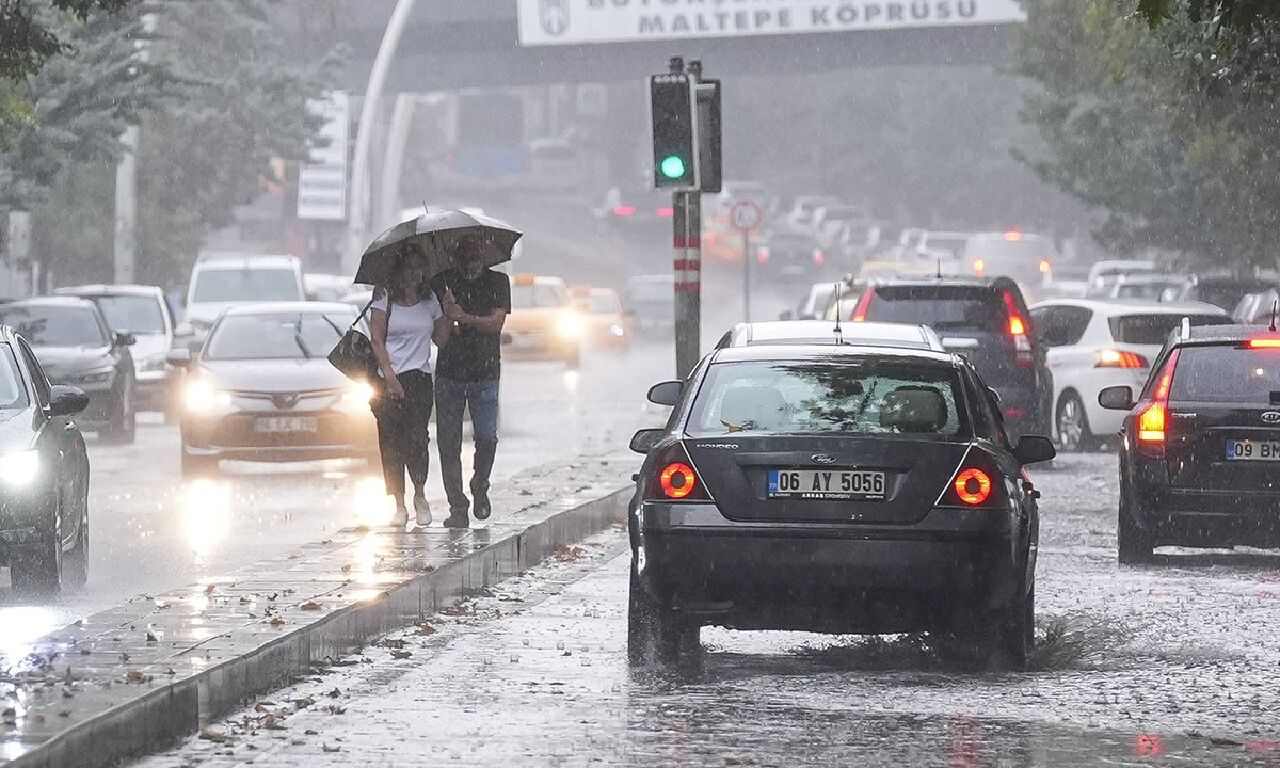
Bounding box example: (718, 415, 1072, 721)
(353, 209, 522, 286)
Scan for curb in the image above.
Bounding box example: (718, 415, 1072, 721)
(6, 487, 630, 768)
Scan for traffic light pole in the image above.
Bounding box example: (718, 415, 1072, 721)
(673, 189, 702, 377)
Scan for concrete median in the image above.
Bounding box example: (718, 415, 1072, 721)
(0, 458, 633, 768)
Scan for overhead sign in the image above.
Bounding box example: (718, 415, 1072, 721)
(517, 0, 1024, 46)
(297, 91, 349, 221)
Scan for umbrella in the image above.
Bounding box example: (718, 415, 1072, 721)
(353, 209, 523, 286)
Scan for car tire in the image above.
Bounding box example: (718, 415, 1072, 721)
(10, 530, 62, 595)
(100, 376, 136, 445)
(181, 442, 218, 477)
(627, 567, 698, 666)
(1055, 392, 1095, 452)
(63, 506, 88, 590)
(1117, 481, 1155, 564)
(996, 580, 1034, 670)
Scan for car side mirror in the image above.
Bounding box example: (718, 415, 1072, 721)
(114, 331, 136, 348)
(778, 310, 795, 321)
(47, 385, 89, 418)
(1098, 385, 1135, 411)
(1013, 434, 1057, 465)
(629, 428, 664, 454)
(165, 348, 193, 368)
(646, 380, 682, 406)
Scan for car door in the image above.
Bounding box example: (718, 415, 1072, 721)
(18, 338, 86, 544)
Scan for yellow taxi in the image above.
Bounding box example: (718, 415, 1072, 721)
(504, 274, 583, 367)
(569, 285, 630, 351)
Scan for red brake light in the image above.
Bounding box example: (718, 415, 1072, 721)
(1247, 338, 1280, 349)
(659, 463, 697, 499)
(1002, 290, 1034, 365)
(954, 468, 992, 505)
(851, 288, 873, 322)
(656, 206, 674, 218)
(1008, 315, 1026, 336)
(1095, 349, 1149, 369)
(1137, 349, 1180, 449)
(757, 247, 770, 264)
(1004, 230, 1022, 242)
(645, 442, 711, 502)
(812, 249, 827, 266)
(613, 205, 637, 217)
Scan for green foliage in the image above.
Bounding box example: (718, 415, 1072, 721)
(0, 0, 134, 80)
(1136, 0, 1280, 31)
(1015, 0, 1280, 265)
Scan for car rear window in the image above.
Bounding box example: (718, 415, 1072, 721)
(864, 286, 1004, 332)
(1108, 314, 1227, 345)
(1170, 345, 1280, 404)
(687, 359, 967, 438)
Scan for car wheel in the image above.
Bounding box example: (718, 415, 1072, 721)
(100, 377, 136, 445)
(181, 442, 218, 477)
(10, 529, 62, 595)
(1117, 481, 1155, 564)
(1055, 392, 1095, 452)
(63, 502, 88, 590)
(627, 566, 699, 666)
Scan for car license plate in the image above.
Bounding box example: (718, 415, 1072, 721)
(253, 416, 318, 434)
(1225, 439, 1280, 461)
(767, 469, 886, 500)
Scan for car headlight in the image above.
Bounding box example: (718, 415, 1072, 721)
(185, 379, 230, 413)
(0, 450, 40, 488)
(70, 367, 114, 385)
(336, 381, 376, 412)
(556, 311, 583, 340)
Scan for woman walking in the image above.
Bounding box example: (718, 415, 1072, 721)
(370, 249, 451, 528)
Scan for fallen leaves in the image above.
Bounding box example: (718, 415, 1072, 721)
(199, 728, 229, 743)
(301, 601, 323, 611)
(554, 542, 586, 562)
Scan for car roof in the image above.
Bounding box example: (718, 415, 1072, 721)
(1, 296, 99, 310)
(1113, 273, 1185, 284)
(868, 275, 1005, 289)
(195, 253, 299, 268)
(732, 320, 937, 347)
(710, 343, 957, 366)
(1173, 324, 1280, 345)
(222, 301, 354, 316)
(54, 284, 163, 296)
(1030, 298, 1226, 316)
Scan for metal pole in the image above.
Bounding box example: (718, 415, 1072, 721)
(113, 128, 138, 284)
(346, 0, 419, 276)
(742, 228, 751, 322)
(378, 93, 417, 232)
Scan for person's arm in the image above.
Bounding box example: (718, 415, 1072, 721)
(431, 302, 453, 347)
(454, 308, 508, 335)
(369, 292, 404, 399)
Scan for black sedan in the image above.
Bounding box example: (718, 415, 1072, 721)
(0, 325, 91, 594)
(0, 297, 137, 444)
(627, 344, 1056, 668)
(167, 302, 379, 476)
(1100, 324, 1280, 562)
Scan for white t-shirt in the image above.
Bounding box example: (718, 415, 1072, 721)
(371, 293, 444, 374)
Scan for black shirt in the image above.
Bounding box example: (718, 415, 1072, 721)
(435, 268, 511, 382)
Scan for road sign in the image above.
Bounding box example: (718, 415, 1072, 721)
(730, 200, 763, 232)
(298, 91, 350, 221)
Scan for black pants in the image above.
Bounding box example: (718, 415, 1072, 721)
(372, 370, 433, 499)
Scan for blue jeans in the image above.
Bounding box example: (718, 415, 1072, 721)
(435, 376, 499, 513)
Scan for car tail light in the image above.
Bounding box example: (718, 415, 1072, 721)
(812, 249, 827, 266)
(644, 442, 711, 502)
(1247, 338, 1280, 349)
(1136, 349, 1180, 455)
(1095, 349, 1149, 369)
(1004, 230, 1022, 242)
(973, 258, 986, 276)
(613, 205, 637, 217)
(954, 468, 992, 505)
(1002, 290, 1034, 367)
(1039, 259, 1052, 274)
(938, 459, 1001, 508)
(656, 206, 674, 218)
(851, 288, 873, 322)
(757, 246, 770, 264)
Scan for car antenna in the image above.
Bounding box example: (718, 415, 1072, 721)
(832, 282, 844, 344)
(1270, 300, 1278, 332)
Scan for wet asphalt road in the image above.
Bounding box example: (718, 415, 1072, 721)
(136, 450, 1280, 768)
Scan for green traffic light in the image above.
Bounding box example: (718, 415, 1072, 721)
(659, 155, 687, 179)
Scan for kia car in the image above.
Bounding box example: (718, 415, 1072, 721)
(628, 344, 1056, 668)
(167, 302, 378, 476)
(0, 325, 91, 594)
(1101, 324, 1280, 562)
(0, 297, 137, 443)
(843, 277, 1052, 439)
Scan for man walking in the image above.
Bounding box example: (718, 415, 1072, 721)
(435, 238, 511, 528)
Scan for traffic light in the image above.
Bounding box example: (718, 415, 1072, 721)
(649, 74, 698, 190)
(696, 79, 721, 194)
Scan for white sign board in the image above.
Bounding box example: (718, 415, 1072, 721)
(517, 0, 1024, 46)
(730, 201, 763, 232)
(297, 92, 349, 221)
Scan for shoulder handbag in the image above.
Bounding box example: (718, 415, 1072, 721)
(328, 294, 390, 383)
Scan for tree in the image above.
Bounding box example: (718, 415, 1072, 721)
(1136, 0, 1280, 31)
(0, 0, 135, 80)
(1014, 0, 1280, 266)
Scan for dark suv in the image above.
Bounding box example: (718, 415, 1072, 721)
(1101, 324, 1280, 562)
(846, 277, 1052, 438)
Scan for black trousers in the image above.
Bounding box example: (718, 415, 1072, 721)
(372, 369, 433, 499)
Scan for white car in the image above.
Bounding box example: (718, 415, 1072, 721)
(1084, 259, 1158, 297)
(786, 195, 842, 229)
(716, 320, 944, 351)
(1030, 299, 1228, 450)
(181, 253, 306, 341)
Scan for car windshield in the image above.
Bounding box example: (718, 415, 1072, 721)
(91, 295, 166, 334)
(1109, 314, 1228, 344)
(864, 286, 1005, 332)
(922, 236, 968, 258)
(1195, 280, 1269, 311)
(0, 305, 107, 346)
(192, 268, 300, 303)
(203, 312, 351, 361)
(587, 293, 619, 314)
(0, 344, 29, 410)
(687, 359, 966, 437)
(512, 283, 567, 309)
(1115, 282, 1181, 301)
(1171, 345, 1280, 403)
